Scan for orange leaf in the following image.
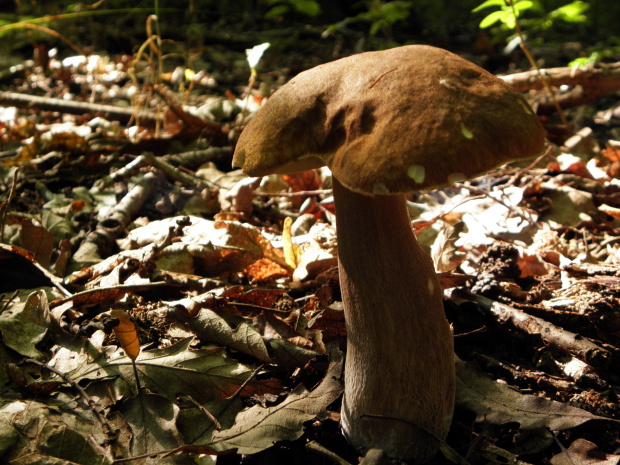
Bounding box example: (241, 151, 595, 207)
(601, 146, 620, 163)
(110, 310, 140, 361)
(282, 170, 321, 192)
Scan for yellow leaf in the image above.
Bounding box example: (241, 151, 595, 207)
(282, 217, 300, 270)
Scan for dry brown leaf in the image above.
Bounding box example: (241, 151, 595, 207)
(551, 438, 620, 465)
(431, 222, 465, 273)
(20, 219, 54, 268)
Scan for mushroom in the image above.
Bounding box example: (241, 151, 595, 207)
(233, 45, 545, 461)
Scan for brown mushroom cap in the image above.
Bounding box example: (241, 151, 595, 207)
(233, 45, 545, 194)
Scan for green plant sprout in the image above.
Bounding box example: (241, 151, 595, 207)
(265, 0, 321, 19)
(473, 0, 589, 35)
(323, 1, 413, 41)
(474, 0, 574, 131)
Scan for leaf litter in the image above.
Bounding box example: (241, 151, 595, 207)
(0, 42, 619, 465)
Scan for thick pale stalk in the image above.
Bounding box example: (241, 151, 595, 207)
(333, 177, 455, 462)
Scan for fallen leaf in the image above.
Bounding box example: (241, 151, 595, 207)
(121, 393, 195, 464)
(0, 289, 51, 359)
(65, 337, 279, 403)
(456, 357, 615, 431)
(282, 216, 300, 269)
(20, 219, 54, 268)
(431, 222, 465, 273)
(209, 346, 343, 454)
(551, 438, 620, 465)
(111, 309, 141, 361)
(165, 306, 319, 367)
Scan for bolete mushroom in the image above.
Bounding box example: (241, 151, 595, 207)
(232, 45, 545, 461)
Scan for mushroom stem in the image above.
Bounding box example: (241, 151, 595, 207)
(332, 177, 455, 462)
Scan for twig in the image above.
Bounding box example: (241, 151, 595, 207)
(228, 364, 264, 401)
(182, 395, 222, 431)
(50, 282, 173, 308)
(0, 91, 159, 125)
(454, 182, 541, 229)
(306, 441, 354, 465)
(141, 152, 220, 190)
(254, 189, 332, 198)
(1, 290, 20, 314)
(501, 61, 620, 114)
(501, 61, 620, 92)
(450, 289, 612, 370)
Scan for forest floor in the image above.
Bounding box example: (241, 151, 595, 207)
(0, 32, 619, 465)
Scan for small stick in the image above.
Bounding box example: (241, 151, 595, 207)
(451, 289, 612, 369)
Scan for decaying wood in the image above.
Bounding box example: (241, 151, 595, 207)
(451, 289, 612, 370)
(501, 61, 620, 114)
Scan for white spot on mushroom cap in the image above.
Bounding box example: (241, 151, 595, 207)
(233, 150, 246, 168)
(427, 277, 435, 295)
(407, 164, 425, 184)
(439, 79, 456, 90)
(373, 183, 390, 195)
(461, 124, 473, 139)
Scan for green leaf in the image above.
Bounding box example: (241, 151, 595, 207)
(472, 0, 507, 13)
(268, 339, 318, 368)
(551, 0, 589, 23)
(479, 10, 510, 28)
(265, 5, 290, 19)
(291, 0, 321, 17)
(380, 2, 411, 23)
(369, 20, 385, 35)
(569, 52, 599, 67)
(513, 0, 535, 12)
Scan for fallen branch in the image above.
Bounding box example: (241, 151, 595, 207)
(501, 61, 620, 114)
(0, 91, 159, 124)
(450, 289, 612, 370)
